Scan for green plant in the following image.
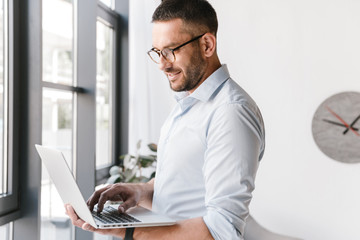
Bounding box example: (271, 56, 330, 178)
(107, 140, 157, 183)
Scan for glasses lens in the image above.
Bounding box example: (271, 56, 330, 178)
(162, 48, 175, 63)
(148, 50, 160, 63)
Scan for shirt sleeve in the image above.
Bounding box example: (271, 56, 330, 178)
(202, 102, 265, 240)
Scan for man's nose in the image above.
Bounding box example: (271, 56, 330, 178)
(158, 55, 172, 71)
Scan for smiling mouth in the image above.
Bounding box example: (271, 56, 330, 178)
(166, 71, 181, 81)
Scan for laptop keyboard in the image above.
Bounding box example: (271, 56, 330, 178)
(92, 206, 141, 224)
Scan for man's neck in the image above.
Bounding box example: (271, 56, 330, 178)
(188, 57, 222, 94)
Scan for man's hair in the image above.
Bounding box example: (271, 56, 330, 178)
(152, 0, 218, 36)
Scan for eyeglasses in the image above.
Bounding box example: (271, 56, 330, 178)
(147, 33, 205, 64)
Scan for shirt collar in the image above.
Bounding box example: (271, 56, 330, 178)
(174, 64, 230, 111)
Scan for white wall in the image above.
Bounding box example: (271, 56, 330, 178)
(129, 1, 360, 239)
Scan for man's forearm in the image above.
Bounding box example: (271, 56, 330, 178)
(138, 178, 155, 210)
(133, 217, 213, 240)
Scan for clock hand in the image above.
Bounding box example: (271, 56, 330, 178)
(325, 106, 360, 136)
(323, 119, 359, 131)
(343, 114, 360, 134)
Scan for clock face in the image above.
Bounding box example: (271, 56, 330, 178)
(312, 91, 360, 163)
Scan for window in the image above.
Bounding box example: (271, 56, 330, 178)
(95, 2, 120, 186)
(0, 0, 20, 226)
(0, 223, 11, 239)
(0, 0, 4, 196)
(41, 0, 74, 239)
(0, 1, 128, 239)
(40, 1, 121, 240)
(96, 20, 114, 168)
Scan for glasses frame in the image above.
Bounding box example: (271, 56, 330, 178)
(147, 33, 206, 64)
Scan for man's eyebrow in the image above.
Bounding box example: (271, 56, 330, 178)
(153, 41, 181, 50)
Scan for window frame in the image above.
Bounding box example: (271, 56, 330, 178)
(95, 1, 121, 185)
(0, 0, 21, 225)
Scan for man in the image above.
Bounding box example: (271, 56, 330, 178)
(66, 0, 265, 239)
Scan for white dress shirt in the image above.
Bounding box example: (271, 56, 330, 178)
(152, 64, 265, 239)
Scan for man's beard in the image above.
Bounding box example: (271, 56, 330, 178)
(168, 48, 206, 92)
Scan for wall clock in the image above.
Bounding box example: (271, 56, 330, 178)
(311, 91, 360, 163)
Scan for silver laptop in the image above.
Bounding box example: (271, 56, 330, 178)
(35, 144, 176, 229)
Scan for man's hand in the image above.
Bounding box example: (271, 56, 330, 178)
(87, 179, 154, 213)
(65, 204, 125, 238)
(66, 179, 212, 239)
(65, 203, 213, 240)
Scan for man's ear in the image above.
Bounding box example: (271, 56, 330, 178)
(202, 33, 217, 57)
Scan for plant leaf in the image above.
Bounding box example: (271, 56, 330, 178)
(147, 143, 157, 152)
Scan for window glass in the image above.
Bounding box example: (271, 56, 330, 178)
(99, 0, 113, 9)
(41, 88, 73, 240)
(0, 0, 4, 195)
(0, 224, 9, 240)
(96, 20, 113, 168)
(42, 0, 73, 85)
(42, 89, 73, 162)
